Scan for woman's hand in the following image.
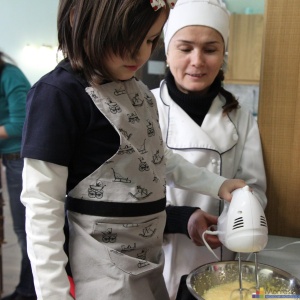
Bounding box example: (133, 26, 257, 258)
(187, 209, 221, 248)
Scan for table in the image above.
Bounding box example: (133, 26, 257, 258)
(240, 234, 300, 279)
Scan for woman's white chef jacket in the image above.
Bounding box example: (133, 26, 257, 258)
(152, 81, 267, 300)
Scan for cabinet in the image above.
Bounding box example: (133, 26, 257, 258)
(225, 14, 264, 85)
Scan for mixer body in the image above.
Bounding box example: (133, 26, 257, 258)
(218, 186, 268, 253)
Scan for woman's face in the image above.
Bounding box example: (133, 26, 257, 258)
(104, 9, 168, 81)
(167, 26, 225, 95)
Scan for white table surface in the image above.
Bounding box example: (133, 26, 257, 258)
(238, 235, 300, 279)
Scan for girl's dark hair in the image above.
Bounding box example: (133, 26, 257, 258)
(57, 0, 169, 86)
(217, 69, 240, 113)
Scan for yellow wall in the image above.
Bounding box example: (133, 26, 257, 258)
(258, 0, 300, 237)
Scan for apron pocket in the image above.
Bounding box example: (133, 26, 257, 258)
(92, 216, 164, 275)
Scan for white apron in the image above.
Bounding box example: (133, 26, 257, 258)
(66, 78, 170, 300)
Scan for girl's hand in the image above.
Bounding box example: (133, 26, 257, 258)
(218, 179, 246, 202)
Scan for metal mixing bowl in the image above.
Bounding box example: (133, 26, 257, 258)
(186, 261, 300, 299)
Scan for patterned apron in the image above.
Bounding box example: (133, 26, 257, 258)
(66, 78, 170, 300)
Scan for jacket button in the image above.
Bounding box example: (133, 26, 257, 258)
(212, 159, 217, 164)
(233, 133, 238, 141)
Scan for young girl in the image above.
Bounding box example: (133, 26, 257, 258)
(21, 1, 245, 299)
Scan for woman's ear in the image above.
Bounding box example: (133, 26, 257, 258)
(69, 7, 75, 27)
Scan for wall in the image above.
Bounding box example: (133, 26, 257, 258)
(0, 0, 59, 85)
(258, 0, 300, 238)
(223, 0, 264, 14)
(0, 0, 264, 86)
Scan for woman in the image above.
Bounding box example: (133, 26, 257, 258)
(151, 0, 267, 298)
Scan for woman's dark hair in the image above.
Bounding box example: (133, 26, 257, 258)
(57, 0, 169, 86)
(0, 51, 15, 69)
(217, 69, 240, 113)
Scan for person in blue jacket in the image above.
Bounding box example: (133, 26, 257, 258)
(0, 51, 36, 300)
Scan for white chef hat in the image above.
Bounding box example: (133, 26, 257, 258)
(163, 0, 230, 54)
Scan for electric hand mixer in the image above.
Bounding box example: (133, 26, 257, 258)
(218, 185, 268, 298)
(203, 185, 268, 299)
(217, 185, 268, 253)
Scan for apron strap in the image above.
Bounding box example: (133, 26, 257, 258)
(65, 196, 166, 217)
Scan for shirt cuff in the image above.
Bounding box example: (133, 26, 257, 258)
(165, 205, 199, 238)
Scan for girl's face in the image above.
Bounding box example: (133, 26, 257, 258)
(104, 9, 168, 81)
(167, 26, 225, 95)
